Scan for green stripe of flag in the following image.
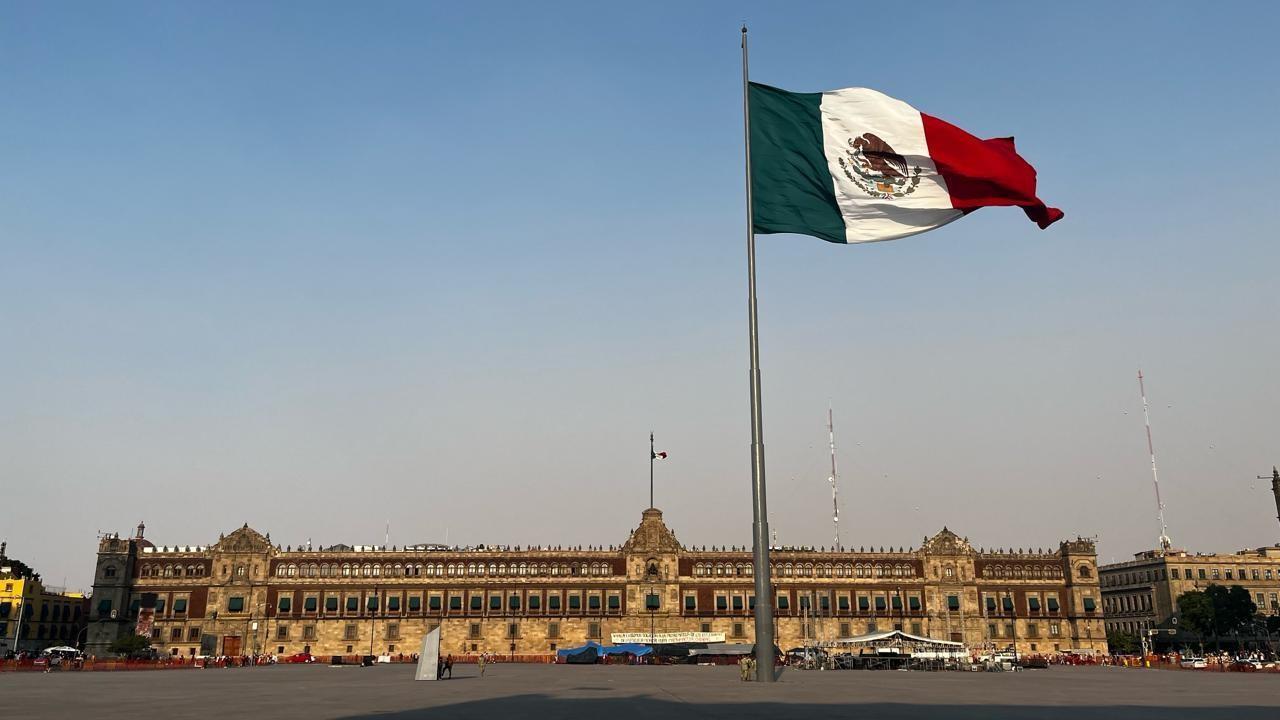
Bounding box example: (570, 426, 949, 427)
(749, 82, 845, 244)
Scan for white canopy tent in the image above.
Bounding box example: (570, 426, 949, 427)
(827, 630, 967, 662)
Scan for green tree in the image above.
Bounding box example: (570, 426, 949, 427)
(1177, 589, 1215, 638)
(1106, 631, 1140, 655)
(108, 633, 152, 658)
(1209, 585, 1257, 634)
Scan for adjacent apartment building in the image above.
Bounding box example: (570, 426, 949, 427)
(1, 543, 89, 654)
(87, 508, 1107, 658)
(1100, 467, 1280, 644)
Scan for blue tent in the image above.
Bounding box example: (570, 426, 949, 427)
(600, 643, 652, 657)
(556, 641, 652, 661)
(556, 641, 605, 658)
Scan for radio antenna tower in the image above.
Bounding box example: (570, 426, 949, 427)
(1138, 370, 1172, 552)
(827, 404, 841, 550)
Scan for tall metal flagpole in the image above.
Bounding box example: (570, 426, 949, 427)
(741, 24, 776, 682)
(650, 431, 655, 509)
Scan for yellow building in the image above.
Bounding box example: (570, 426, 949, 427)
(1, 546, 88, 654)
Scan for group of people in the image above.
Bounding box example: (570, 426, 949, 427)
(736, 654, 758, 680)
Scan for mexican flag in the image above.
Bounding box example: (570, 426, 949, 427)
(749, 82, 1063, 244)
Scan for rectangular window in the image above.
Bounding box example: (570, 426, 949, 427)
(587, 622, 600, 639)
(799, 596, 811, 611)
(716, 596, 728, 611)
(531, 596, 543, 610)
(388, 597, 400, 611)
(1028, 596, 1041, 612)
(946, 595, 960, 611)
(151, 628, 161, 639)
(156, 599, 166, 614)
(276, 626, 288, 640)
(777, 595, 790, 610)
(325, 597, 339, 612)
(344, 624, 358, 641)
(507, 622, 519, 639)
(733, 596, 744, 611)
(857, 596, 869, 611)
(749, 596, 756, 610)
(908, 596, 921, 612)
(470, 596, 482, 611)
(684, 596, 696, 611)
(1047, 597, 1060, 612)
(1170, 568, 1180, 579)
(429, 596, 442, 611)
(701, 622, 712, 633)
(1002, 597, 1014, 612)
(490, 596, 502, 610)
(173, 599, 188, 614)
(985, 596, 997, 612)
(97, 598, 112, 615)
(549, 595, 562, 611)
(1198, 569, 1207, 580)
(387, 623, 400, 640)
(1083, 597, 1097, 612)
(1027, 623, 1039, 638)
(568, 595, 581, 610)
(840, 622, 851, 636)
(228, 597, 245, 612)
(278, 597, 292, 612)
(733, 622, 745, 638)
(188, 627, 200, 640)
(548, 621, 560, 639)
(588, 595, 601, 611)
(910, 622, 922, 635)
(874, 596, 886, 612)
(989, 622, 998, 638)
(170, 627, 182, 641)
(304, 597, 317, 612)
(1226, 569, 1234, 579)
(890, 596, 902, 611)
(606, 596, 618, 611)
(1050, 623, 1061, 636)
(645, 594, 660, 611)
(303, 626, 316, 640)
(469, 623, 481, 639)
(509, 595, 522, 611)
(367, 597, 379, 611)
(838, 596, 850, 611)
(346, 597, 359, 612)
(819, 595, 830, 612)
(1004, 623, 1014, 638)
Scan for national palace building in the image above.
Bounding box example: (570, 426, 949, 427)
(86, 508, 1108, 658)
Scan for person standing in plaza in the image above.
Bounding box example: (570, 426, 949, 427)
(477, 651, 486, 677)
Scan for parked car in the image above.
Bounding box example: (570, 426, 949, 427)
(284, 652, 315, 664)
(1180, 657, 1207, 669)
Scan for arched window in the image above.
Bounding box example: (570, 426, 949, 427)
(540, 563, 549, 576)
(944, 565, 954, 579)
(520, 562, 528, 575)
(287, 564, 297, 577)
(1078, 565, 1093, 579)
(164, 565, 174, 577)
(783, 564, 793, 576)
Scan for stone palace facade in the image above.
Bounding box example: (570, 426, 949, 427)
(87, 508, 1106, 658)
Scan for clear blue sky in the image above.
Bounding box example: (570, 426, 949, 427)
(3, 1, 1278, 589)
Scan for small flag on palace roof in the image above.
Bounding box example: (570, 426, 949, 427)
(652, 450, 668, 460)
(749, 82, 1062, 244)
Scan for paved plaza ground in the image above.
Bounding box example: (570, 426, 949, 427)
(4, 663, 1280, 719)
